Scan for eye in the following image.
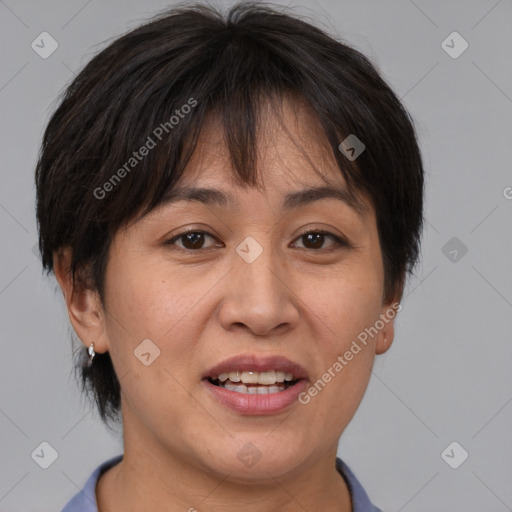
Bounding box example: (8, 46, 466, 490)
(164, 228, 348, 252)
(164, 230, 222, 251)
(292, 230, 348, 251)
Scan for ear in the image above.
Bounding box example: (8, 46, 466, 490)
(53, 247, 109, 354)
(375, 298, 401, 355)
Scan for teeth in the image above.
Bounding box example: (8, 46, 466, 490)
(223, 382, 248, 393)
(222, 381, 287, 394)
(257, 371, 276, 385)
(241, 371, 259, 384)
(213, 370, 297, 384)
(229, 371, 241, 382)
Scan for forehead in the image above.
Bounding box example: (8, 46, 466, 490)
(129, 95, 373, 229)
(177, 96, 356, 198)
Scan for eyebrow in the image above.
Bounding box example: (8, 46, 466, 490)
(158, 184, 368, 217)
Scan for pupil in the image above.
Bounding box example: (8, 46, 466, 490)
(305, 233, 323, 249)
(184, 232, 203, 249)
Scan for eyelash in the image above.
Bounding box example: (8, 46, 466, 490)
(164, 228, 349, 252)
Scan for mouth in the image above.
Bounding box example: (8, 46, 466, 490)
(202, 354, 309, 395)
(207, 371, 301, 394)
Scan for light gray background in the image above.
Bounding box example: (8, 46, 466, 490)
(1, 0, 511, 510)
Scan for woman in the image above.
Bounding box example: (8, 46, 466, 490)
(35, 2, 424, 511)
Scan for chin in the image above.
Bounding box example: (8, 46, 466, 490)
(203, 439, 309, 481)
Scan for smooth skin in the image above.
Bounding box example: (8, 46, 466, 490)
(54, 97, 397, 512)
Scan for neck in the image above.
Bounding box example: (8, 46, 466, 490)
(97, 441, 352, 512)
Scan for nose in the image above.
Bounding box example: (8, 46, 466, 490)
(218, 244, 300, 336)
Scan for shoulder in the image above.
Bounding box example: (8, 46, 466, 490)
(61, 454, 123, 512)
(336, 457, 383, 512)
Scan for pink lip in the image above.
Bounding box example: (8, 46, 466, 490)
(202, 354, 309, 380)
(202, 378, 309, 415)
(201, 354, 310, 415)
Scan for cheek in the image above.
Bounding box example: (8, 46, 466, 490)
(304, 263, 384, 346)
(101, 260, 209, 422)
(105, 256, 188, 334)
(103, 257, 217, 372)
(301, 281, 382, 432)
(297, 260, 384, 415)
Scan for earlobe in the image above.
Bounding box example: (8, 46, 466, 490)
(375, 299, 400, 355)
(375, 324, 394, 355)
(53, 248, 109, 354)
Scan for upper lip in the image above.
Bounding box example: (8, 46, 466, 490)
(203, 354, 309, 380)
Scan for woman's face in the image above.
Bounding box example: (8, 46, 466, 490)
(83, 99, 396, 480)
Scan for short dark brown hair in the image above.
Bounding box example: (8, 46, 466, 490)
(35, 1, 424, 426)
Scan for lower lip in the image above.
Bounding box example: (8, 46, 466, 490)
(202, 379, 309, 415)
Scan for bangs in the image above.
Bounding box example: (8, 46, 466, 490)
(88, 28, 364, 232)
(37, 1, 423, 305)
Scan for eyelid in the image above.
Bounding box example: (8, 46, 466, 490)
(292, 228, 349, 250)
(164, 229, 222, 250)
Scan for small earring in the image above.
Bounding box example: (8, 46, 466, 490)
(87, 342, 96, 366)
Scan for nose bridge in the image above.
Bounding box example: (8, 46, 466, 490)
(236, 237, 280, 297)
(219, 234, 298, 335)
